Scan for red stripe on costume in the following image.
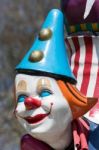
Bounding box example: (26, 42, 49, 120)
(72, 118, 89, 150)
(94, 69, 99, 97)
(72, 37, 80, 78)
(80, 37, 93, 95)
(65, 39, 72, 65)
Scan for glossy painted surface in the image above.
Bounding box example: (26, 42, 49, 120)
(15, 74, 73, 150)
(16, 9, 76, 84)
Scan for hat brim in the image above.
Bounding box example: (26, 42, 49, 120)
(16, 69, 77, 84)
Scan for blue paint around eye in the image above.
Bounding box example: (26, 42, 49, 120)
(18, 95, 26, 103)
(40, 90, 52, 98)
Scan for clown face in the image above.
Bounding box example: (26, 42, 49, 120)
(15, 74, 73, 149)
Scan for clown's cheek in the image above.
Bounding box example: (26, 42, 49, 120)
(16, 103, 26, 116)
(41, 97, 54, 111)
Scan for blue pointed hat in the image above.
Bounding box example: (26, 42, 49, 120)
(16, 9, 76, 84)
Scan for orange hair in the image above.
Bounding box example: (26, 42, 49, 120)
(57, 80, 97, 119)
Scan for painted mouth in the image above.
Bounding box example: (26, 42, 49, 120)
(19, 103, 53, 124)
(24, 113, 49, 124)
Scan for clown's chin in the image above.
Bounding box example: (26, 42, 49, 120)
(17, 115, 49, 132)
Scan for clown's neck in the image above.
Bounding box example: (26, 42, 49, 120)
(32, 123, 72, 150)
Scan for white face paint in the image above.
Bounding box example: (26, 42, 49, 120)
(15, 74, 73, 149)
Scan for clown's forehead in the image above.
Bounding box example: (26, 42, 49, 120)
(15, 74, 54, 92)
(15, 74, 54, 82)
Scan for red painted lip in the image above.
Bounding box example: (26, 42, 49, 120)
(24, 113, 49, 124)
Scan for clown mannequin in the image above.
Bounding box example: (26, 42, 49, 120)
(14, 9, 97, 150)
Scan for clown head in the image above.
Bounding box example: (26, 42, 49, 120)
(15, 75, 73, 149)
(14, 9, 97, 149)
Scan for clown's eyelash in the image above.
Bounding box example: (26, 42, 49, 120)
(37, 86, 53, 94)
(16, 91, 29, 99)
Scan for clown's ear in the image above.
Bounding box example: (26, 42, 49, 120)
(58, 81, 98, 119)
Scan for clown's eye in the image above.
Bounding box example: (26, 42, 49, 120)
(39, 90, 52, 98)
(18, 95, 27, 103)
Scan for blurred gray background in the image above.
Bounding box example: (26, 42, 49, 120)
(0, 1, 59, 150)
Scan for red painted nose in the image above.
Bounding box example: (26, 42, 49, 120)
(24, 97, 41, 110)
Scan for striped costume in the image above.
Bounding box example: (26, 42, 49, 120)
(61, 0, 99, 149)
(66, 35, 99, 149)
(66, 36, 99, 97)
